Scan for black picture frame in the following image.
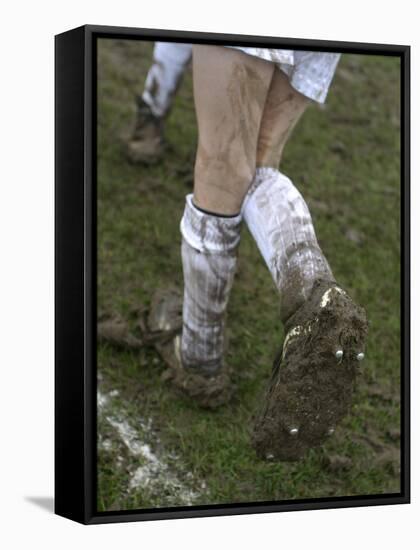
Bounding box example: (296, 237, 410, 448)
(55, 24, 410, 525)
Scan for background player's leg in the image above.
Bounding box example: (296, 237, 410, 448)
(142, 42, 193, 118)
(126, 42, 192, 164)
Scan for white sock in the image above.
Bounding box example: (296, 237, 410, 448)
(180, 195, 242, 375)
(142, 43, 192, 118)
(242, 167, 333, 322)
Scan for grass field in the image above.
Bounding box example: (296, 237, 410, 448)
(96, 39, 401, 512)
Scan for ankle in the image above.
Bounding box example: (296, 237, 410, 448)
(282, 277, 337, 329)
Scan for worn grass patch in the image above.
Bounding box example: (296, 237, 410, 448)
(97, 39, 401, 511)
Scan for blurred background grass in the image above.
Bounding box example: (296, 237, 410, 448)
(97, 39, 401, 511)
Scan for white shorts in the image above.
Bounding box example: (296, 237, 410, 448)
(225, 46, 341, 103)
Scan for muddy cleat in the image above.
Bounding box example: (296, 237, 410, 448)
(252, 278, 368, 461)
(335, 349, 344, 361)
(124, 96, 165, 165)
(147, 287, 234, 409)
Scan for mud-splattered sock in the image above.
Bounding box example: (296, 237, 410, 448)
(180, 194, 242, 375)
(142, 43, 192, 118)
(242, 167, 334, 323)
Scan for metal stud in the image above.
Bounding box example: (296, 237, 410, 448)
(335, 349, 344, 361)
(356, 352, 365, 361)
(289, 427, 299, 436)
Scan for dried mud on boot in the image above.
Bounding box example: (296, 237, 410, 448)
(252, 279, 368, 462)
(148, 287, 234, 409)
(122, 98, 166, 165)
(124, 133, 165, 165)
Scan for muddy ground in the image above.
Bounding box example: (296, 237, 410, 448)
(97, 39, 401, 511)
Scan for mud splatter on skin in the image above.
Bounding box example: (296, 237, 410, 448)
(226, 61, 271, 166)
(194, 140, 248, 212)
(192, 47, 274, 214)
(256, 69, 310, 168)
(193, 47, 310, 190)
